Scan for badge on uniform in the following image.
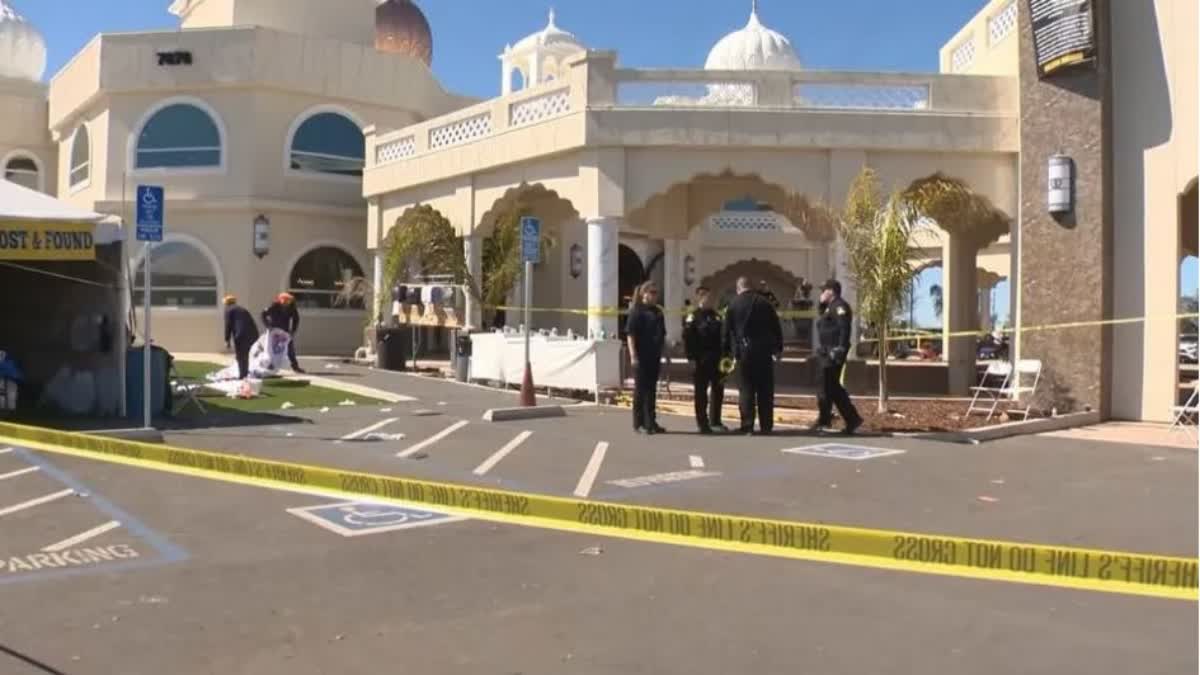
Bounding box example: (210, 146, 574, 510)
(685, 314, 695, 324)
(836, 307, 846, 316)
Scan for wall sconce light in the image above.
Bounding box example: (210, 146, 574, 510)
(569, 243, 584, 278)
(1048, 155, 1074, 214)
(253, 214, 270, 259)
(683, 254, 696, 287)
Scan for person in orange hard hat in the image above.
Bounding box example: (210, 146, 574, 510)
(262, 292, 304, 373)
(223, 295, 259, 380)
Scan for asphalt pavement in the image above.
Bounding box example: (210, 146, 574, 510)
(0, 358, 1195, 674)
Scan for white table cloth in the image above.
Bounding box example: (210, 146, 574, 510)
(469, 333, 622, 392)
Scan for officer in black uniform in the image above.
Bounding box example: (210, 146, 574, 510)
(683, 286, 727, 434)
(813, 279, 863, 435)
(723, 276, 783, 435)
(223, 295, 259, 380)
(625, 282, 667, 434)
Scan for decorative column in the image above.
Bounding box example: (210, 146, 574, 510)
(372, 250, 384, 320)
(463, 235, 482, 330)
(663, 239, 685, 347)
(586, 216, 620, 338)
(832, 236, 860, 359)
(942, 234, 981, 395)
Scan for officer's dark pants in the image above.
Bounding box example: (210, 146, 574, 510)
(737, 352, 774, 432)
(632, 355, 662, 430)
(286, 332, 301, 369)
(234, 339, 255, 380)
(693, 359, 724, 430)
(817, 361, 861, 426)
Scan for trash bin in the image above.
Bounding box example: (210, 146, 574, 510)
(376, 327, 411, 371)
(126, 346, 170, 420)
(454, 333, 472, 382)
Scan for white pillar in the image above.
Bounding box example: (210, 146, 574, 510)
(501, 60, 512, 96)
(527, 50, 541, 87)
(663, 239, 684, 347)
(832, 237, 860, 359)
(587, 216, 620, 338)
(372, 250, 384, 319)
(463, 235, 482, 329)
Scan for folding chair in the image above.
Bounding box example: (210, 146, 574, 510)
(1170, 381, 1199, 441)
(169, 362, 207, 415)
(967, 360, 1012, 420)
(999, 359, 1042, 420)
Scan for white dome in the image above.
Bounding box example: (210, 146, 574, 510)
(511, 9, 584, 53)
(0, 1, 46, 82)
(704, 2, 800, 71)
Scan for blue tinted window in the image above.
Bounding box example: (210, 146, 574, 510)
(290, 112, 364, 177)
(135, 103, 222, 169)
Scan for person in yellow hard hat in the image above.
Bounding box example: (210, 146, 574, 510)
(223, 295, 259, 380)
(262, 292, 304, 373)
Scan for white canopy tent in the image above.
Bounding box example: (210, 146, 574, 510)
(0, 178, 129, 417)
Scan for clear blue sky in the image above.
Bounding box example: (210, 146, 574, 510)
(25, 0, 987, 96)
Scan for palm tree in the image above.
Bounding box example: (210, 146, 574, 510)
(929, 283, 943, 320)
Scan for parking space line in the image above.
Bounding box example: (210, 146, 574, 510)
(0, 489, 74, 517)
(0, 466, 39, 481)
(42, 520, 122, 552)
(339, 417, 400, 441)
(573, 441, 609, 497)
(473, 431, 533, 476)
(689, 455, 705, 469)
(0, 447, 11, 455)
(397, 420, 469, 458)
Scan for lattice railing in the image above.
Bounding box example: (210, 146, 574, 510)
(709, 211, 782, 232)
(617, 80, 758, 107)
(988, 0, 1018, 45)
(428, 112, 493, 150)
(509, 87, 571, 127)
(795, 83, 930, 110)
(376, 135, 415, 165)
(951, 36, 977, 73)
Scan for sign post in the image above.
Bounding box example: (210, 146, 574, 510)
(519, 216, 541, 406)
(136, 185, 164, 429)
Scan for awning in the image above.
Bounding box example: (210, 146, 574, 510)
(0, 179, 123, 261)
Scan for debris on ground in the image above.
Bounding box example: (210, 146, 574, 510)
(579, 546, 603, 556)
(280, 401, 295, 410)
(977, 495, 999, 503)
(338, 399, 357, 406)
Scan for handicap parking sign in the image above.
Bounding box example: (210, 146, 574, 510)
(780, 443, 906, 461)
(286, 501, 465, 537)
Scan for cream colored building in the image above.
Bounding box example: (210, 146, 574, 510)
(1, 0, 470, 354)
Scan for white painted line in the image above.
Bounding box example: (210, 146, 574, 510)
(396, 420, 469, 458)
(0, 466, 39, 481)
(473, 431, 533, 476)
(0, 489, 74, 518)
(607, 469, 721, 489)
(339, 417, 400, 442)
(0, 447, 12, 455)
(689, 455, 705, 469)
(573, 441, 609, 498)
(42, 520, 122, 552)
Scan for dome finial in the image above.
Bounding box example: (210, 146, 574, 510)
(748, 0, 761, 26)
(548, 7, 556, 28)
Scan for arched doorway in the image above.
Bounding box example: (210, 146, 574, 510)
(618, 244, 645, 337)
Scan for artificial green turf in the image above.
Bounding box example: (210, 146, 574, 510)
(172, 360, 383, 415)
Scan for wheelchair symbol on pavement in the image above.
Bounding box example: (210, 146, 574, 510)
(286, 500, 465, 537)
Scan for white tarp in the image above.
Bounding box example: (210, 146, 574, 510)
(469, 333, 622, 392)
(0, 178, 107, 223)
(206, 329, 292, 383)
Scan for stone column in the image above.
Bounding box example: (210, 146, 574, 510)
(663, 239, 685, 347)
(463, 235, 482, 330)
(372, 250, 384, 320)
(586, 216, 620, 338)
(832, 236, 860, 359)
(942, 234, 981, 395)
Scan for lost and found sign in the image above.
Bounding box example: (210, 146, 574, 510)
(0, 222, 95, 261)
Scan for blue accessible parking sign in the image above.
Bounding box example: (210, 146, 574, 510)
(520, 216, 540, 264)
(135, 185, 164, 242)
(286, 501, 465, 537)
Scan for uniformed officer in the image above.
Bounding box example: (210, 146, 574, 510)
(723, 276, 783, 435)
(813, 279, 863, 435)
(263, 292, 304, 373)
(223, 295, 259, 380)
(683, 286, 727, 434)
(625, 282, 667, 434)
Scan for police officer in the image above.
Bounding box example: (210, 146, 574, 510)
(625, 282, 667, 434)
(223, 295, 259, 380)
(723, 276, 783, 435)
(813, 279, 863, 435)
(683, 286, 727, 434)
(263, 292, 304, 373)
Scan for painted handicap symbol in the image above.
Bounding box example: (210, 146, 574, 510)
(780, 443, 906, 461)
(286, 501, 465, 537)
(337, 504, 437, 527)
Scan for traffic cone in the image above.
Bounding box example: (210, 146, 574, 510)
(520, 361, 536, 407)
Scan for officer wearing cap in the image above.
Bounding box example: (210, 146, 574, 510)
(813, 279, 863, 435)
(723, 276, 783, 435)
(223, 295, 259, 380)
(683, 286, 727, 434)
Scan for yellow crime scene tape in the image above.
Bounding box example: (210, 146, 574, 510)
(0, 422, 1194, 601)
(858, 313, 1200, 345)
(491, 305, 819, 319)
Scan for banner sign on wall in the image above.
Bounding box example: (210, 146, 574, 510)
(0, 222, 96, 261)
(1028, 0, 1097, 78)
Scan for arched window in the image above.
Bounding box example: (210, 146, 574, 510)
(69, 126, 90, 188)
(133, 240, 220, 307)
(4, 155, 39, 192)
(288, 246, 365, 309)
(288, 112, 365, 177)
(134, 102, 223, 169)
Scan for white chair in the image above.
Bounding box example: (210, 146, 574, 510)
(1000, 359, 1043, 420)
(967, 360, 1012, 420)
(1170, 381, 1199, 441)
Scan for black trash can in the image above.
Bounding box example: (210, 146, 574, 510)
(454, 333, 472, 382)
(376, 327, 411, 371)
